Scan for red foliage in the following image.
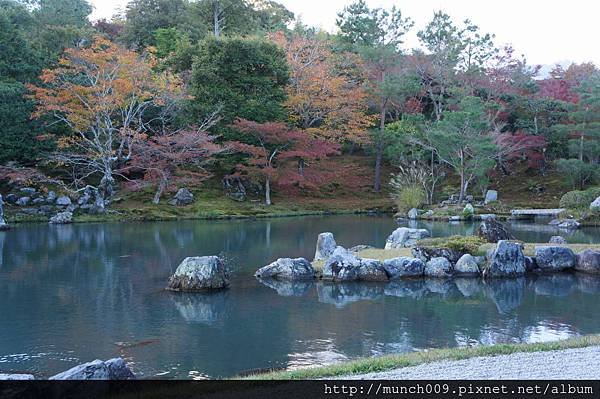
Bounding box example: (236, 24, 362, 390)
(124, 128, 224, 203)
(493, 131, 547, 169)
(228, 119, 340, 202)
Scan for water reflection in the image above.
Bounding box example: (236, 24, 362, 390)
(257, 278, 314, 297)
(171, 292, 230, 326)
(1, 216, 600, 378)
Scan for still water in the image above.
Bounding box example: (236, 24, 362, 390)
(0, 215, 599, 379)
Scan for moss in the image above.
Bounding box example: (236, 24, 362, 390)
(416, 235, 487, 254)
(241, 334, 600, 380)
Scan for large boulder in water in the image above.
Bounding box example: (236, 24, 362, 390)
(424, 257, 453, 278)
(357, 258, 388, 281)
(477, 219, 515, 243)
(454, 254, 480, 276)
(575, 250, 600, 275)
(314, 232, 337, 261)
(0, 374, 35, 380)
(167, 256, 229, 291)
(255, 257, 315, 281)
(50, 358, 135, 380)
(322, 247, 361, 281)
(382, 257, 425, 279)
(384, 227, 430, 249)
(407, 208, 419, 220)
(484, 240, 526, 278)
(535, 246, 576, 272)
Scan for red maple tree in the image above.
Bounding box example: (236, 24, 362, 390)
(228, 119, 340, 205)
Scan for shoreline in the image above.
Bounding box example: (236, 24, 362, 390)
(241, 335, 600, 380)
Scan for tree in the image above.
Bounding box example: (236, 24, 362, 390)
(270, 31, 372, 145)
(228, 119, 339, 205)
(190, 36, 289, 130)
(126, 118, 224, 204)
(122, 0, 198, 48)
(430, 97, 496, 201)
(27, 37, 184, 201)
(336, 0, 413, 192)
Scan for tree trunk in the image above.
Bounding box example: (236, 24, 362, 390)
(152, 175, 169, 204)
(265, 177, 271, 206)
(213, 0, 221, 38)
(298, 159, 304, 176)
(374, 102, 386, 192)
(458, 152, 465, 202)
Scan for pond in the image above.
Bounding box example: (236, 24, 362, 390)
(0, 215, 599, 379)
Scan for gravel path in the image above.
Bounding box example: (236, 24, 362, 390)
(344, 346, 600, 380)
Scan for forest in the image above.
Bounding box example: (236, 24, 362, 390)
(1, 0, 599, 220)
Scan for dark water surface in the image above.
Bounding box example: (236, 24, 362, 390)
(0, 215, 599, 379)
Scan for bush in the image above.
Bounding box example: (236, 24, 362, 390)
(416, 235, 487, 254)
(559, 187, 600, 209)
(391, 185, 426, 213)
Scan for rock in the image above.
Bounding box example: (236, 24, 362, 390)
(357, 258, 388, 281)
(322, 247, 362, 281)
(4, 193, 17, 204)
(167, 256, 229, 291)
(411, 246, 462, 264)
(408, 208, 419, 220)
(477, 214, 496, 220)
(0, 194, 9, 231)
(20, 187, 36, 196)
(46, 191, 57, 203)
(314, 232, 337, 261)
(255, 257, 315, 281)
(0, 374, 35, 380)
(168, 188, 194, 206)
(549, 219, 561, 226)
(49, 211, 73, 224)
(382, 257, 425, 279)
(384, 227, 430, 249)
(50, 358, 135, 380)
(88, 196, 106, 214)
(484, 190, 498, 204)
(448, 216, 461, 222)
(32, 197, 45, 205)
(524, 256, 537, 272)
(424, 257, 453, 278)
(463, 203, 474, 219)
(575, 249, 600, 275)
(534, 246, 576, 272)
(466, 195, 474, 202)
(348, 244, 374, 252)
(39, 205, 54, 214)
(422, 210, 434, 218)
(549, 236, 567, 244)
(484, 240, 526, 278)
(477, 219, 515, 243)
(591, 196, 600, 212)
(557, 219, 580, 230)
(454, 254, 480, 275)
(16, 196, 30, 206)
(55, 196, 72, 206)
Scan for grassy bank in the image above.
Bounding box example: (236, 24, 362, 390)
(241, 335, 600, 380)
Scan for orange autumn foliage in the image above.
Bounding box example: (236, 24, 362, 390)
(270, 32, 374, 146)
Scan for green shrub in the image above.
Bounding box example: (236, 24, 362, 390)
(416, 235, 487, 254)
(559, 187, 600, 209)
(556, 159, 598, 189)
(391, 185, 426, 213)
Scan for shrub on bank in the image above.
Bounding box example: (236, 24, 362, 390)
(559, 187, 600, 209)
(416, 235, 487, 254)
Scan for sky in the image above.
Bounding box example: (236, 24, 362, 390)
(90, 0, 600, 68)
